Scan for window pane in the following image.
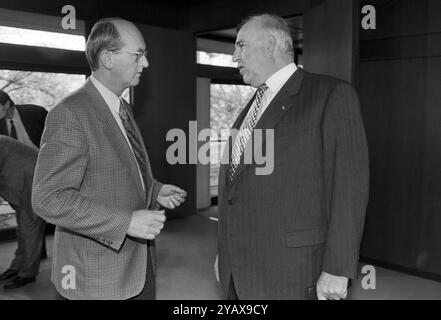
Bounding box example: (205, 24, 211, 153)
(197, 51, 236, 68)
(210, 84, 255, 196)
(0, 199, 17, 230)
(0, 70, 86, 110)
(0, 26, 85, 51)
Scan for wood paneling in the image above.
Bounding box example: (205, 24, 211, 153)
(303, 0, 358, 82)
(359, 0, 441, 278)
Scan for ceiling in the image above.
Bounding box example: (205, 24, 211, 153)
(197, 15, 304, 50)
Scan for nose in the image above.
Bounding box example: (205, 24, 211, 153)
(232, 48, 240, 63)
(139, 54, 149, 68)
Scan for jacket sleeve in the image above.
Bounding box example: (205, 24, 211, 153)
(32, 104, 132, 251)
(321, 82, 370, 279)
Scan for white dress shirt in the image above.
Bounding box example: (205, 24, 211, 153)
(240, 62, 297, 128)
(90, 75, 145, 191)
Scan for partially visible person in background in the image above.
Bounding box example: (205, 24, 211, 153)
(0, 136, 46, 289)
(0, 90, 48, 289)
(0, 90, 47, 150)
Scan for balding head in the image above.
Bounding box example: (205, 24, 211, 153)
(240, 14, 294, 58)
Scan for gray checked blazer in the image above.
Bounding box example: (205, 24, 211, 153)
(32, 79, 162, 300)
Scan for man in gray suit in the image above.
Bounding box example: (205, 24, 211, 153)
(32, 18, 186, 300)
(0, 136, 46, 289)
(217, 14, 369, 300)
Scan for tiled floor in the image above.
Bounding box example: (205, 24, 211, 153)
(0, 207, 440, 300)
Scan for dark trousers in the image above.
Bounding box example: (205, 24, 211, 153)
(8, 182, 46, 278)
(56, 247, 155, 300)
(227, 276, 239, 300)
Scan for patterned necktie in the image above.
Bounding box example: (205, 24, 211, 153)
(9, 120, 17, 139)
(229, 83, 268, 181)
(118, 100, 149, 192)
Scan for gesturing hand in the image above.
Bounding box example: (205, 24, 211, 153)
(214, 254, 219, 283)
(157, 185, 187, 209)
(316, 271, 349, 300)
(127, 209, 166, 240)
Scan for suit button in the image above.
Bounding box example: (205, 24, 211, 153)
(228, 199, 235, 205)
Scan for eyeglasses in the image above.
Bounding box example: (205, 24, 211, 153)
(108, 49, 148, 62)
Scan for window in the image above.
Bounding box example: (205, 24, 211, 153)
(0, 70, 86, 110)
(197, 51, 236, 68)
(0, 199, 16, 231)
(0, 26, 85, 51)
(0, 70, 87, 231)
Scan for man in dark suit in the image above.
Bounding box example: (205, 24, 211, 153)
(0, 90, 48, 289)
(32, 18, 186, 300)
(0, 90, 47, 149)
(0, 136, 46, 289)
(216, 14, 369, 300)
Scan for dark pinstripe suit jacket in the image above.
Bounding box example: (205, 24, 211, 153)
(32, 79, 162, 299)
(218, 68, 369, 299)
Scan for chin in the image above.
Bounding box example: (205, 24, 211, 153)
(242, 75, 251, 85)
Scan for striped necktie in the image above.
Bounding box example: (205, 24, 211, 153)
(229, 83, 268, 182)
(118, 100, 149, 193)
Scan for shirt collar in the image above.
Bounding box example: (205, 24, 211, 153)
(90, 74, 121, 114)
(265, 62, 297, 94)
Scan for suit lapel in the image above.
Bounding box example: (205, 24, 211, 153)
(228, 68, 306, 188)
(83, 80, 146, 202)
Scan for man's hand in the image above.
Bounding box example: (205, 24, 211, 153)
(214, 254, 219, 283)
(157, 185, 187, 209)
(127, 209, 166, 240)
(316, 271, 348, 300)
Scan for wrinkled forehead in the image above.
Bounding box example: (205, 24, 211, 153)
(236, 21, 262, 43)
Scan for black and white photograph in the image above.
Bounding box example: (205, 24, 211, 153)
(0, 0, 440, 305)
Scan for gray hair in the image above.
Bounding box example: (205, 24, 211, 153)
(240, 14, 294, 57)
(85, 17, 125, 71)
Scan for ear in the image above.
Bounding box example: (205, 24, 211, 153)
(264, 35, 277, 55)
(99, 50, 113, 70)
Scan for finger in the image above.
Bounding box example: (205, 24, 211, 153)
(167, 185, 182, 193)
(337, 291, 347, 300)
(170, 197, 181, 206)
(175, 195, 186, 203)
(147, 227, 161, 237)
(150, 211, 166, 222)
(146, 233, 156, 240)
(317, 294, 327, 300)
(167, 200, 176, 209)
(149, 220, 164, 230)
(171, 188, 187, 197)
(172, 186, 186, 194)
